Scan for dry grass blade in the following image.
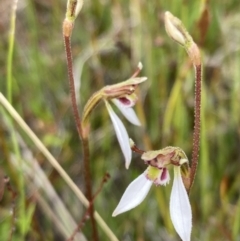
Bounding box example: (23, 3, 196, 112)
(0, 92, 119, 241)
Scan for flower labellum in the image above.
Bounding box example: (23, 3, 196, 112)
(145, 166, 170, 186)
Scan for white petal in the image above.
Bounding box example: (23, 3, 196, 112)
(112, 99, 141, 126)
(170, 166, 192, 241)
(105, 101, 132, 169)
(112, 173, 152, 216)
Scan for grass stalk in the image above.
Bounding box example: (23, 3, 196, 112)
(0, 92, 119, 241)
(7, 0, 18, 103)
(6, 0, 29, 238)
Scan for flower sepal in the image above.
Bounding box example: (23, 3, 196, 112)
(103, 77, 147, 99)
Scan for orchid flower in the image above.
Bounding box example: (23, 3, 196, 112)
(82, 63, 147, 169)
(112, 145, 192, 241)
(104, 77, 146, 169)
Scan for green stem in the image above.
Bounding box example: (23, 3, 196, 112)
(6, 0, 28, 238)
(7, 0, 18, 103)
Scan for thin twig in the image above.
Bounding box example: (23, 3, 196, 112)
(67, 173, 110, 241)
(4, 177, 17, 241)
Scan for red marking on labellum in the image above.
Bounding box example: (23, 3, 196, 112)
(161, 168, 167, 181)
(118, 97, 131, 106)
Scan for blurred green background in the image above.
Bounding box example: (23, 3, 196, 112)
(1, 0, 240, 240)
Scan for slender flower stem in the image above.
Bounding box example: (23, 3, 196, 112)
(164, 12, 202, 192)
(63, 17, 98, 240)
(189, 64, 202, 191)
(82, 136, 99, 241)
(63, 35, 83, 138)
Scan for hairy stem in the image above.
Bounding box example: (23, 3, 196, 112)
(82, 136, 98, 241)
(63, 35, 83, 137)
(189, 64, 202, 191)
(63, 24, 98, 240)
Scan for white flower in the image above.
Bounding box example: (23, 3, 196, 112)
(82, 74, 147, 169)
(103, 77, 147, 169)
(112, 147, 192, 241)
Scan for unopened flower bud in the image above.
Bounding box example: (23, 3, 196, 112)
(164, 11, 192, 47)
(66, 0, 83, 22)
(164, 11, 201, 66)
